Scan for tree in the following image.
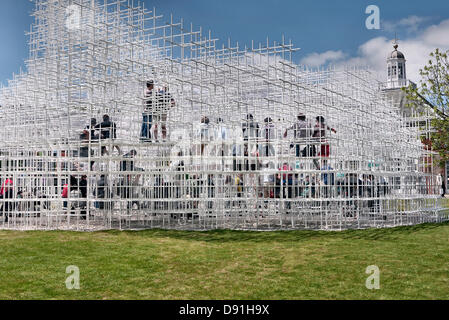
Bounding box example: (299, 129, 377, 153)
(404, 49, 449, 168)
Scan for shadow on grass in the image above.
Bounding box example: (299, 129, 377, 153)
(102, 222, 449, 244)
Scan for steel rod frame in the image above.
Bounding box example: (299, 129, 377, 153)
(0, 0, 447, 231)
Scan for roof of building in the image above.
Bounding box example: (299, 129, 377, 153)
(389, 43, 405, 59)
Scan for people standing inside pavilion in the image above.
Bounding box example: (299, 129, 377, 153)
(241, 114, 260, 201)
(80, 118, 98, 146)
(215, 118, 229, 143)
(94, 175, 111, 211)
(260, 161, 276, 199)
(79, 175, 88, 220)
(80, 118, 97, 169)
(199, 116, 212, 156)
(141, 80, 155, 142)
(214, 117, 230, 171)
(153, 86, 176, 142)
(0, 176, 13, 199)
(95, 114, 121, 156)
(241, 114, 260, 171)
(312, 116, 336, 169)
(78, 120, 92, 167)
(301, 175, 316, 198)
(197, 116, 215, 208)
(62, 182, 69, 211)
(169, 149, 186, 206)
(86, 118, 98, 141)
(64, 175, 87, 220)
(0, 175, 14, 222)
(232, 121, 244, 172)
(119, 150, 139, 209)
(261, 117, 276, 159)
(120, 149, 137, 172)
(63, 175, 79, 214)
(320, 159, 335, 198)
(276, 163, 294, 208)
(234, 173, 244, 207)
(213, 117, 231, 196)
(284, 113, 313, 158)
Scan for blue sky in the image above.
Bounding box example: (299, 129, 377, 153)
(1, 0, 449, 85)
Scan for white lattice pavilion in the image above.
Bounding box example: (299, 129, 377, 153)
(0, 0, 446, 231)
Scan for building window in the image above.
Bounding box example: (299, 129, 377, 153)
(392, 65, 397, 76)
(399, 64, 404, 78)
(388, 66, 391, 77)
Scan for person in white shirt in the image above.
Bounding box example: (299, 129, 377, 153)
(241, 114, 260, 171)
(213, 118, 232, 169)
(284, 114, 313, 157)
(198, 116, 212, 156)
(259, 161, 276, 198)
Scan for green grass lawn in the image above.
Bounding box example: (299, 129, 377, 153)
(1, 223, 449, 300)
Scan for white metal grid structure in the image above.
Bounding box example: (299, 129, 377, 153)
(0, 0, 447, 231)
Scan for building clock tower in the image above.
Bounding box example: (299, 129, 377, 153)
(386, 39, 408, 89)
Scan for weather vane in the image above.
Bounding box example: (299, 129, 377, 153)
(393, 32, 400, 50)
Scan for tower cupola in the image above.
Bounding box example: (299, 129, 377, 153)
(387, 38, 407, 89)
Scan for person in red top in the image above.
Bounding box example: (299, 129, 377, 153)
(279, 163, 294, 184)
(0, 177, 13, 197)
(313, 116, 337, 160)
(62, 184, 69, 198)
(1, 176, 14, 222)
(62, 176, 79, 210)
(62, 184, 69, 210)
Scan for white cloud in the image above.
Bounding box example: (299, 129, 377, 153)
(383, 15, 432, 33)
(300, 50, 346, 67)
(420, 19, 449, 47)
(300, 17, 449, 84)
